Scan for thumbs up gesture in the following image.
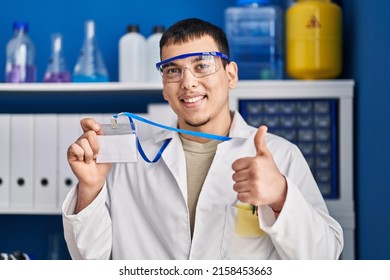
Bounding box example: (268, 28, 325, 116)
(232, 126, 287, 213)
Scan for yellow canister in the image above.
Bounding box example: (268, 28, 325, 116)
(286, 0, 342, 79)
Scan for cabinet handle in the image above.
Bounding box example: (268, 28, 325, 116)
(40, 178, 49, 187)
(65, 178, 73, 186)
(17, 177, 25, 186)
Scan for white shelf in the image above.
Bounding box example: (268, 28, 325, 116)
(0, 80, 354, 93)
(233, 80, 354, 98)
(0, 82, 163, 92)
(0, 208, 60, 215)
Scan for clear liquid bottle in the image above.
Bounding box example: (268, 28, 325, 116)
(43, 33, 71, 82)
(225, 0, 284, 80)
(146, 25, 165, 82)
(119, 24, 146, 83)
(73, 20, 109, 82)
(5, 21, 36, 83)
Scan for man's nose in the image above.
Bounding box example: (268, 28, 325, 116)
(181, 66, 195, 79)
(180, 66, 198, 88)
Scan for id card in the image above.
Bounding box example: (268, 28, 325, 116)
(96, 123, 137, 163)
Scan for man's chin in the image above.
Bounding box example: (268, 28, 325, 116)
(184, 118, 210, 128)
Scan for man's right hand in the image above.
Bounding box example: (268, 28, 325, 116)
(67, 118, 111, 213)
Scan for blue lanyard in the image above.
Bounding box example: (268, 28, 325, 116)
(113, 112, 231, 163)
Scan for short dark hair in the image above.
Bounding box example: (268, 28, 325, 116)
(159, 18, 230, 59)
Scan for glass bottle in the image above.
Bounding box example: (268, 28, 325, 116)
(43, 33, 71, 82)
(73, 20, 109, 82)
(5, 21, 36, 83)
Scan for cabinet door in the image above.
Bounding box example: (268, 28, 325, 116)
(10, 115, 34, 209)
(0, 115, 10, 208)
(34, 114, 58, 210)
(58, 114, 81, 208)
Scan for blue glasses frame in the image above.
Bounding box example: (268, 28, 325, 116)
(155, 51, 229, 71)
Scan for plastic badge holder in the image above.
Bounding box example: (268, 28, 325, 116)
(96, 120, 137, 163)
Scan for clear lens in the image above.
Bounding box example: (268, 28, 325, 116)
(159, 54, 221, 82)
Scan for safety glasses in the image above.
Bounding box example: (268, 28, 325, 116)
(155, 52, 229, 83)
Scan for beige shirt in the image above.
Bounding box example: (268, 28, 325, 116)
(180, 136, 220, 237)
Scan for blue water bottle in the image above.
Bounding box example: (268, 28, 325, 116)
(5, 21, 37, 83)
(225, 0, 284, 80)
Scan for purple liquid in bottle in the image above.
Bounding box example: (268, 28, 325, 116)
(43, 71, 71, 83)
(5, 64, 36, 83)
(43, 34, 72, 83)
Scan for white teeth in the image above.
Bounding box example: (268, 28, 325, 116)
(183, 96, 204, 103)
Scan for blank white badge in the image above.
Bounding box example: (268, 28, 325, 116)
(96, 123, 137, 163)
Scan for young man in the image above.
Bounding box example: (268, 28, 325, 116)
(63, 18, 343, 259)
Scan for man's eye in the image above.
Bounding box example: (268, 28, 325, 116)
(195, 63, 210, 71)
(165, 68, 180, 75)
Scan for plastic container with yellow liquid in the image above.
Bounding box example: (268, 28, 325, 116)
(286, 0, 342, 79)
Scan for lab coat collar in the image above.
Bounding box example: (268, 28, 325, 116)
(152, 110, 254, 144)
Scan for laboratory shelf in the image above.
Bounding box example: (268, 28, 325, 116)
(0, 82, 164, 114)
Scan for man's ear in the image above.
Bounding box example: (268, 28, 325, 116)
(226, 61, 238, 89)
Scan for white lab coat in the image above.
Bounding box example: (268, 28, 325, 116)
(62, 111, 343, 260)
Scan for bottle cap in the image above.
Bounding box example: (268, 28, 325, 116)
(127, 25, 140, 33)
(152, 25, 165, 34)
(13, 21, 29, 32)
(236, 0, 270, 6)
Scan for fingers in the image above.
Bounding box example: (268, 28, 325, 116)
(77, 137, 95, 163)
(232, 157, 251, 172)
(68, 130, 99, 163)
(233, 182, 257, 205)
(254, 125, 270, 156)
(236, 191, 255, 205)
(67, 142, 85, 162)
(232, 165, 256, 201)
(71, 118, 101, 163)
(232, 168, 250, 183)
(80, 118, 102, 134)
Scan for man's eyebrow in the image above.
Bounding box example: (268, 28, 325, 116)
(161, 55, 209, 68)
(161, 62, 176, 68)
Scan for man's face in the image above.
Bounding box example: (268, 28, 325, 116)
(160, 35, 237, 131)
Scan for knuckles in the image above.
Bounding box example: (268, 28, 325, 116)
(77, 137, 90, 147)
(84, 129, 98, 138)
(68, 143, 80, 155)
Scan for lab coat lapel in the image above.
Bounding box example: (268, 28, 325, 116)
(158, 131, 188, 204)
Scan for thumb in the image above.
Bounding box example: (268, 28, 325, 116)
(81, 118, 102, 134)
(254, 125, 270, 156)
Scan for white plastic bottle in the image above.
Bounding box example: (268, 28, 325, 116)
(146, 25, 165, 83)
(119, 25, 146, 83)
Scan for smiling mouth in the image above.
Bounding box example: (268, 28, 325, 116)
(181, 95, 206, 103)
